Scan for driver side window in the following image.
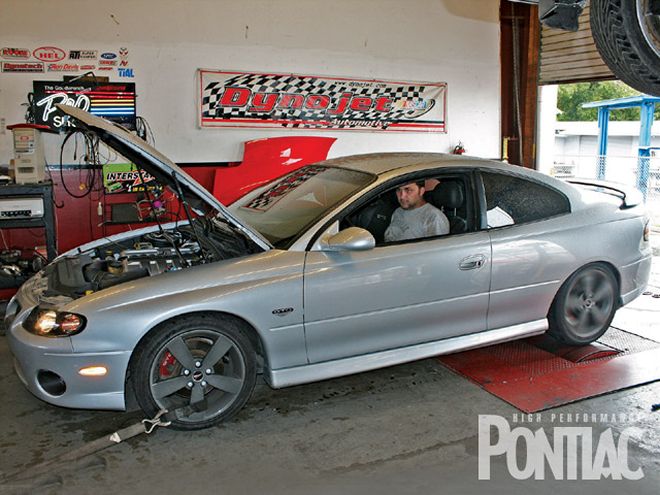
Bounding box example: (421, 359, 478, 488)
(340, 173, 472, 245)
(340, 189, 398, 244)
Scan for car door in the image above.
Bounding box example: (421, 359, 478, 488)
(479, 170, 573, 330)
(302, 174, 492, 364)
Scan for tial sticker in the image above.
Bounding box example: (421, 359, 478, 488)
(118, 68, 134, 78)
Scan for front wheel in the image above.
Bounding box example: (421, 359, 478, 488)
(132, 314, 257, 430)
(548, 263, 619, 345)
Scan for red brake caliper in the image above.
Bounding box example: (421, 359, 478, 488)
(159, 351, 177, 377)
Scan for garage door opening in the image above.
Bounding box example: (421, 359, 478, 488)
(537, 81, 660, 227)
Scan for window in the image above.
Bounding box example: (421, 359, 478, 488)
(481, 172, 570, 228)
(230, 165, 374, 248)
(341, 173, 472, 244)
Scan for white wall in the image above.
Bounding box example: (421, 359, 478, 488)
(0, 0, 501, 165)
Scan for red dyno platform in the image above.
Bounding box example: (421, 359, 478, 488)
(438, 328, 660, 413)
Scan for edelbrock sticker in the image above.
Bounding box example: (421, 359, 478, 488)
(1, 47, 30, 59)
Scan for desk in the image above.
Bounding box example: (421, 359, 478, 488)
(0, 182, 57, 260)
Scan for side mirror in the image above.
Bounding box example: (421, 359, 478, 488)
(320, 227, 375, 252)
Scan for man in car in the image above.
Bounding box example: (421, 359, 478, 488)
(384, 180, 450, 242)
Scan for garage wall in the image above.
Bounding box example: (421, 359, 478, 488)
(0, 0, 501, 165)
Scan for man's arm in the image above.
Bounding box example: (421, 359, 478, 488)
(384, 208, 403, 242)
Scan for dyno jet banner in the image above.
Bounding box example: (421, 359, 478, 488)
(199, 70, 447, 132)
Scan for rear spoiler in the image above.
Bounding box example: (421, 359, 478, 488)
(567, 179, 643, 209)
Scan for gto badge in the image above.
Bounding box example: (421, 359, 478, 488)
(272, 307, 294, 316)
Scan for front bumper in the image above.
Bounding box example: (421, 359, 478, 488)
(5, 293, 130, 411)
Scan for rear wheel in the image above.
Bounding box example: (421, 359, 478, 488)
(132, 314, 256, 430)
(590, 0, 660, 96)
(548, 263, 619, 345)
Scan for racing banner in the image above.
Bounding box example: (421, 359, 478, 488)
(198, 70, 447, 132)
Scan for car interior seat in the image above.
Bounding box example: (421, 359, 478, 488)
(350, 191, 398, 243)
(425, 181, 468, 234)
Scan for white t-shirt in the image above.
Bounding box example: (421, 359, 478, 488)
(384, 203, 450, 242)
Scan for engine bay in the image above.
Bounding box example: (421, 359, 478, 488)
(39, 216, 260, 301)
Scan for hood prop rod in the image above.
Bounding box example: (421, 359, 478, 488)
(171, 170, 210, 263)
(135, 167, 189, 267)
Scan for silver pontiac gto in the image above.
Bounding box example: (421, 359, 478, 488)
(5, 106, 652, 429)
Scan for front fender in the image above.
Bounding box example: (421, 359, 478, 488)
(66, 250, 307, 370)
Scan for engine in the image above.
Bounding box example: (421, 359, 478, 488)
(82, 230, 203, 291)
(39, 217, 259, 300)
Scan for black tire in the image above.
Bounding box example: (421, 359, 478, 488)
(132, 314, 257, 430)
(590, 0, 660, 96)
(548, 263, 619, 345)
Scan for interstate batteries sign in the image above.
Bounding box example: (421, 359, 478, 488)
(103, 163, 161, 194)
(198, 70, 447, 132)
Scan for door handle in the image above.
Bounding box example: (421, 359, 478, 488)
(459, 254, 486, 271)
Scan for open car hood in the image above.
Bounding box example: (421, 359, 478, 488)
(56, 104, 271, 250)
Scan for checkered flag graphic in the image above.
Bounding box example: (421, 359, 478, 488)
(202, 73, 439, 129)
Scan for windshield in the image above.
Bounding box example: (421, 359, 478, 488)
(229, 165, 375, 247)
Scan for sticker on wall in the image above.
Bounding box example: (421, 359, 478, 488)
(1, 47, 30, 59)
(69, 50, 98, 60)
(98, 66, 113, 71)
(80, 64, 96, 71)
(118, 68, 134, 78)
(2, 61, 44, 73)
(103, 163, 161, 194)
(33, 46, 66, 62)
(47, 63, 80, 72)
(100, 52, 117, 60)
(198, 70, 447, 132)
(99, 59, 117, 67)
(119, 47, 129, 60)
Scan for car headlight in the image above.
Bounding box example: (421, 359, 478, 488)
(25, 308, 87, 337)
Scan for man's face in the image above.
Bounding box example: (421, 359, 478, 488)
(395, 182, 425, 210)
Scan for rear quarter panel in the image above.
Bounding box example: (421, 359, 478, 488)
(488, 202, 650, 330)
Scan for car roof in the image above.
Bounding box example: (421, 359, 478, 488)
(316, 152, 585, 205)
(317, 152, 531, 176)
(318, 152, 465, 175)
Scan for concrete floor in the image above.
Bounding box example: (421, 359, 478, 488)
(0, 249, 658, 494)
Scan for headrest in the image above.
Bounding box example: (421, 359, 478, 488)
(427, 181, 464, 209)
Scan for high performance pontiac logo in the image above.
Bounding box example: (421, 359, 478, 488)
(478, 415, 645, 481)
(199, 70, 447, 132)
